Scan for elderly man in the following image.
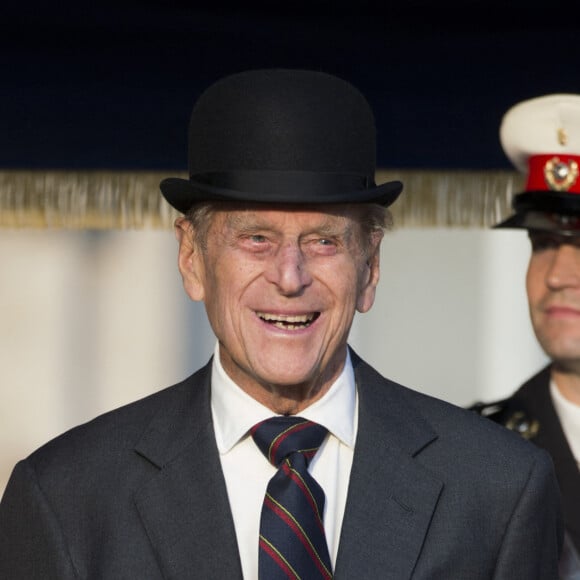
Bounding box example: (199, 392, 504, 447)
(0, 70, 562, 579)
(472, 94, 580, 576)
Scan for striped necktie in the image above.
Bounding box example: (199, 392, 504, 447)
(251, 416, 333, 579)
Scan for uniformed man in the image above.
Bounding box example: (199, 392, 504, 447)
(471, 94, 580, 577)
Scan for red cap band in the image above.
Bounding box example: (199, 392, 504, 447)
(527, 154, 580, 193)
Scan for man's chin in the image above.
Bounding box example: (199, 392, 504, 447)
(542, 338, 580, 367)
(550, 355, 580, 373)
(256, 368, 321, 392)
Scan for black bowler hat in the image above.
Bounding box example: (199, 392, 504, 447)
(160, 69, 403, 213)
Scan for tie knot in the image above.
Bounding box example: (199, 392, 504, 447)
(251, 416, 328, 468)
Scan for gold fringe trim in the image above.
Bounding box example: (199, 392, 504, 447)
(377, 169, 523, 228)
(0, 170, 180, 229)
(0, 169, 523, 229)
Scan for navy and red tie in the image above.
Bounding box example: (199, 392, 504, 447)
(251, 416, 333, 579)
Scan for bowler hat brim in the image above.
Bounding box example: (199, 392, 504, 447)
(160, 171, 403, 214)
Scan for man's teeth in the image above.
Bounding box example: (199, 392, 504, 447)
(257, 312, 316, 329)
(259, 313, 314, 322)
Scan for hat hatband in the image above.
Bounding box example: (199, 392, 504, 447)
(161, 170, 401, 213)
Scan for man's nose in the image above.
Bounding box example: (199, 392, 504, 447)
(264, 243, 313, 295)
(547, 244, 580, 289)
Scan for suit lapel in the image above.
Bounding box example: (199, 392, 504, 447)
(133, 362, 243, 579)
(335, 354, 443, 579)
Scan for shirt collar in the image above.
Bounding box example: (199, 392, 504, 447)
(210, 342, 357, 454)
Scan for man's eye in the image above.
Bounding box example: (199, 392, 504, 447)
(306, 237, 339, 255)
(250, 234, 267, 243)
(530, 236, 560, 252)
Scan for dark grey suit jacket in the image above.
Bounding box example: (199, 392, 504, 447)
(471, 364, 580, 576)
(0, 352, 563, 579)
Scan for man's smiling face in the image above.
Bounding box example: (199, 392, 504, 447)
(176, 203, 382, 412)
(526, 231, 580, 372)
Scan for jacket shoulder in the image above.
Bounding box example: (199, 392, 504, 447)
(468, 365, 551, 441)
(24, 362, 212, 476)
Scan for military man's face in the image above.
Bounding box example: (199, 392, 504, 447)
(526, 231, 580, 368)
(176, 204, 382, 410)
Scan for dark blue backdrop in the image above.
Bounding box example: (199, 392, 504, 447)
(3, 1, 580, 171)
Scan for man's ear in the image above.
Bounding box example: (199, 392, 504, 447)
(175, 217, 206, 302)
(356, 235, 382, 314)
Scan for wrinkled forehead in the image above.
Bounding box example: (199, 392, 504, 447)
(212, 203, 365, 231)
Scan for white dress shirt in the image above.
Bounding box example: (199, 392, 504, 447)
(210, 343, 358, 580)
(551, 379, 580, 469)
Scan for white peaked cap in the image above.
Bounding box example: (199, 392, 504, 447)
(500, 93, 580, 173)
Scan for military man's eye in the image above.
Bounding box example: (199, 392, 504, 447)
(530, 235, 560, 252)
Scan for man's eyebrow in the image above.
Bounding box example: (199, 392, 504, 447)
(307, 220, 352, 239)
(223, 213, 272, 232)
(221, 211, 355, 244)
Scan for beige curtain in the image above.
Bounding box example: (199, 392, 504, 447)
(0, 169, 523, 229)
